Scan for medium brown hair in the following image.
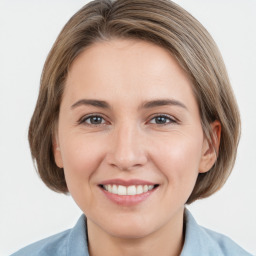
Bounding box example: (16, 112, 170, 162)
(28, 0, 240, 204)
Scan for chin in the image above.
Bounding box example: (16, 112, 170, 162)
(108, 225, 153, 239)
(100, 214, 158, 239)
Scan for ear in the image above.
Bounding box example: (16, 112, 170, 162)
(52, 134, 64, 168)
(199, 120, 221, 173)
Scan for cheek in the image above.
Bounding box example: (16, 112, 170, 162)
(59, 133, 108, 213)
(152, 132, 203, 190)
(60, 134, 105, 187)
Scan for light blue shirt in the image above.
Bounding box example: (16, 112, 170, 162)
(11, 209, 252, 255)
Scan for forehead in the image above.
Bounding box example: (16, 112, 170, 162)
(64, 39, 197, 111)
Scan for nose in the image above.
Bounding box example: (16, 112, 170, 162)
(106, 122, 148, 171)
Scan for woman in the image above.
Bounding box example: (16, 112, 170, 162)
(12, 0, 252, 255)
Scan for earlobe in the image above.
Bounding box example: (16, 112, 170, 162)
(52, 135, 64, 168)
(199, 120, 221, 173)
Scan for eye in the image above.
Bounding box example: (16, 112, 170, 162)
(80, 115, 107, 126)
(149, 114, 176, 125)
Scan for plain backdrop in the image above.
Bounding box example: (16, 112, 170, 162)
(1, 0, 255, 255)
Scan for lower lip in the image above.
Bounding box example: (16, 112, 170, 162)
(100, 187, 157, 206)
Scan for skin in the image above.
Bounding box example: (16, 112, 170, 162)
(53, 39, 221, 256)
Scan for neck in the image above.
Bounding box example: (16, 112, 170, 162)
(87, 207, 185, 256)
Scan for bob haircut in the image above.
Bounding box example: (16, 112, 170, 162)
(29, 0, 240, 204)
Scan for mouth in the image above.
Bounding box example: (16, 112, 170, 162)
(99, 184, 159, 196)
(98, 179, 160, 205)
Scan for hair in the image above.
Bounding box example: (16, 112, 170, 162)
(28, 0, 240, 204)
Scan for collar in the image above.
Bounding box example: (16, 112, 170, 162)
(180, 208, 223, 255)
(67, 209, 250, 256)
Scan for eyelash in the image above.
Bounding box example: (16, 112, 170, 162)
(148, 114, 177, 125)
(78, 113, 177, 127)
(78, 114, 107, 126)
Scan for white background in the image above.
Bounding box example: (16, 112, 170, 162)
(1, 0, 255, 255)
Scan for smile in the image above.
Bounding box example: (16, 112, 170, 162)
(100, 184, 158, 196)
(99, 179, 159, 205)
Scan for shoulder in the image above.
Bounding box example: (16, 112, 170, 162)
(11, 230, 71, 256)
(201, 226, 252, 256)
(181, 209, 253, 256)
(11, 215, 89, 256)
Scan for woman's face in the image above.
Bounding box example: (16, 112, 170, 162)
(54, 39, 214, 239)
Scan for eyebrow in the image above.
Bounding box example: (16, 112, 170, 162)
(71, 99, 110, 109)
(71, 98, 188, 111)
(140, 99, 188, 110)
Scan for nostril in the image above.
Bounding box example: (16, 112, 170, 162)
(106, 154, 148, 171)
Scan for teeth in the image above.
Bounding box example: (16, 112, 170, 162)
(118, 185, 127, 195)
(112, 185, 118, 194)
(136, 185, 143, 194)
(127, 185, 136, 195)
(148, 185, 154, 190)
(102, 184, 156, 195)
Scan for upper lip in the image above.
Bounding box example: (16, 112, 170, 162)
(99, 179, 157, 186)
